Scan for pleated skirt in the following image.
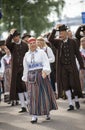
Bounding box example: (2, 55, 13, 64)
(27, 70, 58, 115)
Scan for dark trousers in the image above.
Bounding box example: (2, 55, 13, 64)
(61, 65, 75, 91)
(50, 71, 56, 92)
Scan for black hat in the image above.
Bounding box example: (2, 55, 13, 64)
(0, 40, 5, 46)
(57, 24, 68, 31)
(22, 33, 31, 39)
(81, 25, 85, 31)
(12, 30, 20, 38)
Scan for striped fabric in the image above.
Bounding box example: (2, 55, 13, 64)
(27, 70, 58, 115)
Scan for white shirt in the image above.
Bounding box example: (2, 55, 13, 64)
(42, 46, 55, 63)
(22, 49, 51, 82)
(0, 54, 11, 74)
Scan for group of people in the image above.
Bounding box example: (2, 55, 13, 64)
(5, 28, 58, 123)
(0, 23, 85, 124)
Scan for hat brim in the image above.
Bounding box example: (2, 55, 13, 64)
(56, 28, 68, 31)
(56, 24, 68, 31)
(22, 35, 31, 39)
(13, 33, 20, 37)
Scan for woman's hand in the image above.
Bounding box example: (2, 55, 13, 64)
(42, 70, 47, 79)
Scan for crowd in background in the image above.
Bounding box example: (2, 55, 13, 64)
(0, 24, 85, 123)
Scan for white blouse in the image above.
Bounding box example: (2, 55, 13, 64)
(0, 54, 11, 77)
(42, 46, 55, 63)
(80, 48, 85, 57)
(22, 49, 51, 82)
(0, 54, 11, 74)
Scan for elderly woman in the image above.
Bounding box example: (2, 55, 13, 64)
(22, 37, 58, 123)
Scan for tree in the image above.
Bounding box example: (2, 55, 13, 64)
(1, 0, 65, 36)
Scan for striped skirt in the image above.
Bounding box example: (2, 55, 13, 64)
(27, 69, 58, 115)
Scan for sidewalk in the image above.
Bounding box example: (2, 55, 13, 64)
(0, 98, 85, 130)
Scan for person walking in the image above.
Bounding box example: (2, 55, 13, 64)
(5, 28, 29, 112)
(22, 37, 58, 123)
(48, 24, 84, 111)
(0, 46, 11, 103)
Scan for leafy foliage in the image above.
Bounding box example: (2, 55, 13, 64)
(1, 0, 65, 36)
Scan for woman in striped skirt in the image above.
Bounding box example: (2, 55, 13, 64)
(22, 37, 58, 123)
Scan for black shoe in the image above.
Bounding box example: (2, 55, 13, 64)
(8, 101, 11, 104)
(67, 105, 74, 111)
(46, 114, 50, 120)
(46, 116, 51, 120)
(16, 101, 19, 105)
(19, 107, 27, 113)
(30, 118, 37, 124)
(75, 102, 80, 109)
(11, 101, 15, 106)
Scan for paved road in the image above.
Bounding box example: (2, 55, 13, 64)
(0, 98, 85, 130)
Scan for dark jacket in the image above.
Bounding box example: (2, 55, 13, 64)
(48, 29, 84, 98)
(6, 34, 28, 100)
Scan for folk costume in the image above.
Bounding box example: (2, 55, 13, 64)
(6, 29, 29, 112)
(48, 24, 84, 111)
(1, 53, 11, 102)
(22, 37, 58, 123)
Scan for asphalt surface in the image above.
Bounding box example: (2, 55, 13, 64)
(0, 97, 85, 130)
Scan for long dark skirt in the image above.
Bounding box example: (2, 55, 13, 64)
(27, 70, 58, 115)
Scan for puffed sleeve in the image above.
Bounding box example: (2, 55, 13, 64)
(0, 57, 5, 77)
(46, 46, 55, 63)
(41, 50, 51, 75)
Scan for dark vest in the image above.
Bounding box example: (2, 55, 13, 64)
(61, 41, 71, 65)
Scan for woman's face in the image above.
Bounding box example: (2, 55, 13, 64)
(36, 40, 45, 49)
(29, 41, 37, 51)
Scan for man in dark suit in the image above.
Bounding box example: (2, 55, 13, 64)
(6, 29, 29, 112)
(48, 24, 84, 111)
